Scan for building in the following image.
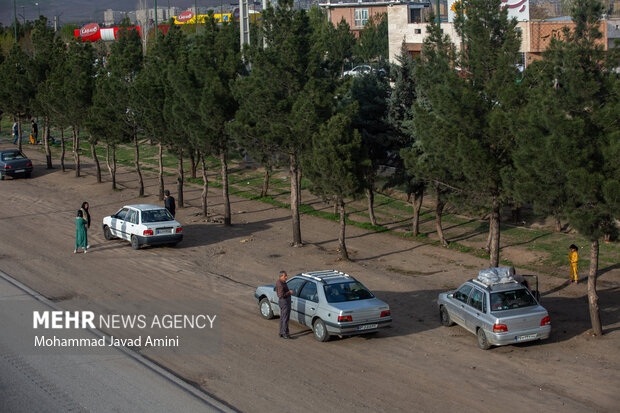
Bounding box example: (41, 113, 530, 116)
(103, 7, 179, 26)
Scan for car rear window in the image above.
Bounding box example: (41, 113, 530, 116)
(2, 152, 26, 161)
(141, 209, 174, 223)
(323, 282, 374, 303)
(490, 289, 536, 311)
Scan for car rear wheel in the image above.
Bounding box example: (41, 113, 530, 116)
(477, 328, 490, 350)
(440, 306, 454, 327)
(0, 171, 4, 180)
(131, 235, 140, 250)
(313, 318, 330, 342)
(103, 225, 113, 240)
(259, 298, 274, 320)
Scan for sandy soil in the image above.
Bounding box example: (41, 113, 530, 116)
(2, 142, 619, 412)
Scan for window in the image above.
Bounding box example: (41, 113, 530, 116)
(468, 289, 485, 312)
(299, 282, 319, 303)
(324, 282, 374, 303)
(115, 208, 129, 221)
(490, 289, 536, 311)
(354, 8, 368, 27)
(126, 210, 138, 224)
(453, 284, 473, 304)
(141, 209, 173, 223)
(409, 8, 422, 23)
(286, 278, 306, 297)
(415, 29, 422, 34)
(1, 151, 26, 161)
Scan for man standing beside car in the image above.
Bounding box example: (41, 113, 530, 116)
(276, 271, 293, 339)
(164, 190, 176, 218)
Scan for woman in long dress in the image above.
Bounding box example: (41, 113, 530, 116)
(75, 210, 88, 253)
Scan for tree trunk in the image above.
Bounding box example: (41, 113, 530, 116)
(260, 167, 270, 198)
(176, 152, 184, 208)
(485, 216, 493, 253)
(435, 191, 448, 247)
(190, 150, 197, 179)
(297, 168, 302, 208)
(412, 188, 424, 237)
(60, 129, 66, 172)
(201, 153, 209, 217)
(489, 202, 501, 267)
(106, 144, 117, 190)
(554, 215, 562, 232)
(158, 143, 164, 201)
(43, 118, 52, 169)
(588, 238, 603, 336)
(220, 149, 231, 226)
(72, 126, 80, 177)
(339, 198, 348, 260)
(134, 131, 144, 197)
(290, 153, 302, 246)
(367, 187, 377, 226)
(90, 141, 101, 183)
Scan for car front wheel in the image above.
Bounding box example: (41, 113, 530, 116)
(313, 318, 330, 342)
(440, 306, 454, 327)
(131, 235, 140, 250)
(259, 298, 274, 320)
(477, 328, 490, 350)
(103, 225, 113, 240)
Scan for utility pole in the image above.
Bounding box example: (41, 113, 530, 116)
(14, 0, 18, 43)
(437, 0, 441, 28)
(154, 0, 158, 40)
(195, 0, 198, 32)
(239, 0, 250, 47)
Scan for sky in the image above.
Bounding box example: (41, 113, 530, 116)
(0, 0, 225, 27)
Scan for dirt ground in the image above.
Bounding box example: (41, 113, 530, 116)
(2, 142, 619, 412)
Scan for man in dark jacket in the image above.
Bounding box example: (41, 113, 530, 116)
(276, 270, 293, 339)
(164, 190, 176, 218)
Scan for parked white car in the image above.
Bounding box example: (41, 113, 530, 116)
(102, 204, 183, 250)
(342, 65, 372, 77)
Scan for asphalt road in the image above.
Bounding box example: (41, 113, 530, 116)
(0, 270, 234, 413)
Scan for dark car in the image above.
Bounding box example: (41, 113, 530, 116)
(0, 150, 33, 180)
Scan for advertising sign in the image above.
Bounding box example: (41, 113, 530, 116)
(448, 0, 529, 22)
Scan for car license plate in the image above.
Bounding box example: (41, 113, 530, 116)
(15, 169, 25, 173)
(515, 334, 536, 342)
(357, 324, 378, 331)
(156, 229, 172, 235)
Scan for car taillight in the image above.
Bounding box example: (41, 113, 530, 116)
(176, 227, 183, 233)
(493, 323, 508, 333)
(540, 316, 551, 326)
(3, 165, 11, 169)
(26, 162, 32, 167)
(143, 229, 153, 236)
(338, 315, 352, 322)
(380, 310, 391, 318)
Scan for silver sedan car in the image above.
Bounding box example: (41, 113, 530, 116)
(254, 270, 392, 342)
(437, 278, 551, 349)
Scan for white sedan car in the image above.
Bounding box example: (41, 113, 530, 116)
(102, 204, 183, 250)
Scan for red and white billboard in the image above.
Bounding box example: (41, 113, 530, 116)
(74, 25, 142, 42)
(177, 10, 195, 22)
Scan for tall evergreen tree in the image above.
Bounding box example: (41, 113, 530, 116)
(233, 0, 331, 246)
(304, 108, 370, 260)
(512, 0, 619, 335)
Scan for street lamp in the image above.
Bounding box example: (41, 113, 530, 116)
(13, 0, 18, 43)
(35, 2, 40, 18)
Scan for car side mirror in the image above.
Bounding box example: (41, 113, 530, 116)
(447, 293, 453, 299)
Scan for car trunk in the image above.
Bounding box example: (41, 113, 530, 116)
(6, 158, 30, 170)
(331, 298, 389, 323)
(494, 305, 547, 331)
(147, 222, 177, 235)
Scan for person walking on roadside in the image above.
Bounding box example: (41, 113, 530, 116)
(12, 122, 19, 145)
(31, 120, 38, 144)
(81, 201, 91, 249)
(75, 210, 88, 254)
(569, 244, 579, 284)
(164, 190, 176, 218)
(276, 270, 293, 339)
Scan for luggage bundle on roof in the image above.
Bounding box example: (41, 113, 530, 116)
(477, 267, 517, 286)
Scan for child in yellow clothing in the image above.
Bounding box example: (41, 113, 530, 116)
(569, 244, 578, 284)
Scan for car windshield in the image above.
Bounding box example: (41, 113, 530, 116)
(490, 289, 536, 311)
(2, 152, 26, 161)
(141, 209, 173, 223)
(323, 282, 374, 303)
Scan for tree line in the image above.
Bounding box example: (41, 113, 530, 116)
(0, 0, 617, 335)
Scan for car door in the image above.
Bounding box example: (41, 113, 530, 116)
(463, 288, 486, 332)
(125, 209, 139, 240)
(296, 281, 319, 327)
(450, 284, 473, 329)
(111, 208, 129, 238)
(284, 278, 306, 324)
